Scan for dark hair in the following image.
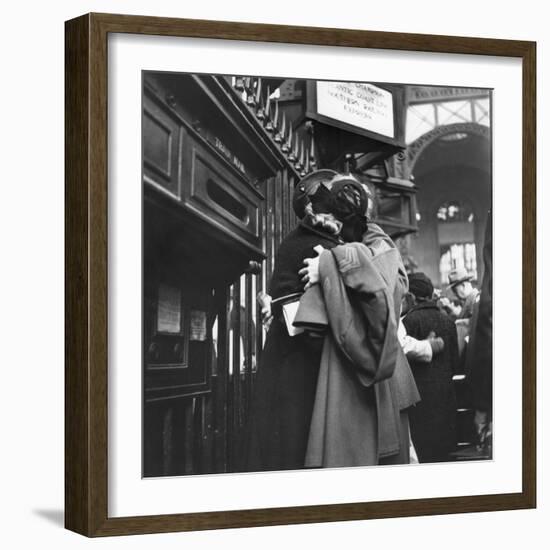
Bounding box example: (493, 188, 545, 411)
(302, 203, 342, 236)
(408, 272, 434, 300)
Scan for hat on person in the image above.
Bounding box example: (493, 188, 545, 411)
(329, 174, 369, 220)
(292, 169, 338, 219)
(408, 272, 434, 300)
(447, 266, 473, 289)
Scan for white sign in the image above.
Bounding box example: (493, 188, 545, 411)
(316, 81, 395, 138)
(157, 284, 181, 334)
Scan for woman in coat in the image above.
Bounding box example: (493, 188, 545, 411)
(243, 170, 370, 472)
(402, 272, 459, 463)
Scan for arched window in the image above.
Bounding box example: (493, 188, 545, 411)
(437, 200, 477, 283)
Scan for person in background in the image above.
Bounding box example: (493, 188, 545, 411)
(464, 210, 493, 456)
(448, 266, 480, 320)
(399, 285, 444, 361)
(398, 319, 444, 363)
(448, 266, 480, 369)
(437, 295, 462, 321)
(402, 272, 459, 463)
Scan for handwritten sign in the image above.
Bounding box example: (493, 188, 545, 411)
(316, 81, 394, 138)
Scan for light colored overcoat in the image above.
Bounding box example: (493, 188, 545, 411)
(302, 232, 419, 467)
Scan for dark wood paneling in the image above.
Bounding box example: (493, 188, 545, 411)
(188, 143, 262, 246)
(143, 93, 183, 198)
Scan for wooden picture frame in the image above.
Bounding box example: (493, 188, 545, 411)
(65, 12, 536, 537)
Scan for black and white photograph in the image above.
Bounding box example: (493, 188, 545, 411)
(142, 72, 493, 478)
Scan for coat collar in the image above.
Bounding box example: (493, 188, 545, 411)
(406, 300, 439, 315)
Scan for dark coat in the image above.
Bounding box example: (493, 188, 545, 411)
(243, 318, 325, 471)
(403, 301, 459, 463)
(243, 221, 340, 472)
(465, 210, 493, 414)
(268, 222, 340, 300)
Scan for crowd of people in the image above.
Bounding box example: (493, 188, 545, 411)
(242, 169, 492, 471)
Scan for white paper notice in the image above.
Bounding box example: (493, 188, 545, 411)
(157, 284, 181, 334)
(316, 81, 394, 138)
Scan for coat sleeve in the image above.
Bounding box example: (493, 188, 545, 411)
(399, 320, 433, 363)
(319, 243, 398, 387)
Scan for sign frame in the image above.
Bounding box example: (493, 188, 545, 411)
(306, 80, 406, 147)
